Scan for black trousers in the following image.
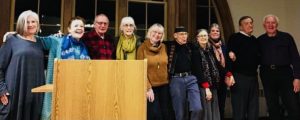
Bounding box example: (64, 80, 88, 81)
(217, 80, 227, 120)
(230, 73, 259, 120)
(147, 84, 175, 120)
(260, 66, 300, 120)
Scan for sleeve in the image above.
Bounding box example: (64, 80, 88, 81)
(0, 38, 13, 95)
(287, 34, 300, 79)
(225, 34, 237, 72)
(191, 47, 208, 87)
(37, 35, 60, 50)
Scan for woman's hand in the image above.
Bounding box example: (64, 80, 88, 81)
(146, 89, 155, 102)
(0, 93, 9, 105)
(205, 88, 212, 101)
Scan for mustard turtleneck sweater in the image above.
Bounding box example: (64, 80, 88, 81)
(137, 39, 169, 90)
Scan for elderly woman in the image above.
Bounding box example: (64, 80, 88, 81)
(137, 23, 173, 120)
(208, 23, 233, 120)
(192, 29, 221, 120)
(39, 16, 90, 120)
(0, 10, 45, 120)
(115, 16, 141, 60)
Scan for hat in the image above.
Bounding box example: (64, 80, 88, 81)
(174, 26, 187, 33)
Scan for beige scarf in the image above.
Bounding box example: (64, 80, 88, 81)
(116, 33, 137, 60)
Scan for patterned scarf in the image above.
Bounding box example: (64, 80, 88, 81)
(116, 33, 137, 60)
(199, 45, 220, 88)
(61, 35, 90, 59)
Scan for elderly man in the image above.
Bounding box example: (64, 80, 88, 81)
(227, 16, 260, 120)
(82, 13, 115, 59)
(258, 14, 300, 120)
(164, 26, 202, 120)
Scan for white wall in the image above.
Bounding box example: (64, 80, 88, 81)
(226, 1, 300, 117)
(227, 0, 300, 51)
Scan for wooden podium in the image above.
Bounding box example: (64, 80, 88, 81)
(33, 60, 147, 120)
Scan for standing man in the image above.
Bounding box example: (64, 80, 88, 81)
(258, 14, 300, 120)
(227, 16, 260, 120)
(82, 14, 115, 59)
(165, 26, 202, 120)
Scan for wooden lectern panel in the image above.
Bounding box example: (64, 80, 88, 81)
(51, 60, 147, 120)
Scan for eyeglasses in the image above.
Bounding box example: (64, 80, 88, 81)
(124, 24, 134, 27)
(152, 31, 163, 35)
(197, 35, 208, 37)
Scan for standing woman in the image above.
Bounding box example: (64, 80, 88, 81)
(208, 23, 232, 120)
(115, 16, 141, 60)
(0, 10, 45, 120)
(192, 29, 221, 120)
(40, 16, 90, 120)
(137, 23, 172, 120)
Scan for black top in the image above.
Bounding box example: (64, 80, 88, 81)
(191, 44, 220, 88)
(0, 35, 45, 120)
(258, 31, 300, 79)
(227, 32, 260, 76)
(164, 41, 192, 75)
(174, 42, 192, 73)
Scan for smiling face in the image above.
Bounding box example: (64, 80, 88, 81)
(122, 23, 135, 36)
(24, 15, 38, 36)
(197, 30, 209, 45)
(149, 28, 164, 44)
(68, 19, 85, 40)
(263, 16, 278, 36)
(120, 17, 136, 37)
(209, 26, 220, 40)
(94, 15, 109, 36)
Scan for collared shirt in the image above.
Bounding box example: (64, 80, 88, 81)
(82, 30, 115, 59)
(258, 31, 300, 79)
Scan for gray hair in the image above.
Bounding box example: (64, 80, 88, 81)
(263, 14, 279, 23)
(16, 10, 40, 35)
(94, 13, 109, 24)
(196, 29, 208, 36)
(209, 23, 220, 32)
(119, 16, 136, 32)
(146, 23, 164, 41)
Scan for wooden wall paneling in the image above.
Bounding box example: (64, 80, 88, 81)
(116, 0, 128, 36)
(0, 0, 13, 45)
(61, 0, 75, 34)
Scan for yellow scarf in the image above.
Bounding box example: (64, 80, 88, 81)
(116, 34, 137, 60)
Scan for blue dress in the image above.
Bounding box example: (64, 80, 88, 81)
(0, 34, 45, 120)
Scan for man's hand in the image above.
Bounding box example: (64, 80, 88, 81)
(293, 79, 300, 93)
(225, 75, 235, 87)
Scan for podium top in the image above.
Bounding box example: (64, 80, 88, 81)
(31, 84, 53, 93)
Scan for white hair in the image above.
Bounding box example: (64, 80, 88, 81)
(119, 16, 136, 31)
(263, 14, 279, 23)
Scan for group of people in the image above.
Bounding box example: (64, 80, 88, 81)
(0, 9, 299, 120)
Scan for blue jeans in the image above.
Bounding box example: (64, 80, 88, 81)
(170, 75, 202, 120)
